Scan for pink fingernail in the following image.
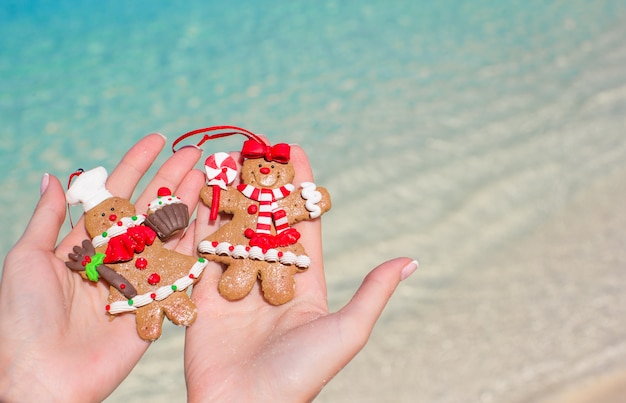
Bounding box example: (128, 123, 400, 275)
(401, 260, 418, 281)
(40, 173, 50, 196)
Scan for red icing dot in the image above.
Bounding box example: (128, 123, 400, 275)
(247, 204, 258, 214)
(150, 293, 157, 299)
(105, 305, 111, 311)
(189, 274, 195, 279)
(278, 251, 283, 257)
(135, 257, 148, 269)
(244, 228, 255, 239)
(245, 246, 250, 251)
(117, 221, 123, 226)
(158, 187, 172, 197)
(148, 273, 161, 285)
(120, 284, 126, 289)
(212, 241, 219, 247)
(229, 245, 234, 251)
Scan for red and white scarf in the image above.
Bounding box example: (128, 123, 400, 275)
(237, 184, 295, 235)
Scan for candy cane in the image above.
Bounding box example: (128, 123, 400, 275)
(204, 152, 238, 220)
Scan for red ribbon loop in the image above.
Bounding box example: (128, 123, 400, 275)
(241, 139, 290, 163)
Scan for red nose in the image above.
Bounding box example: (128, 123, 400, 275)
(260, 167, 270, 174)
(109, 214, 117, 222)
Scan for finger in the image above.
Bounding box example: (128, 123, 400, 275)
(106, 133, 167, 199)
(265, 258, 417, 400)
(176, 167, 206, 204)
(174, 220, 198, 257)
(289, 145, 327, 296)
(18, 174, 66, 251)
(58, 134, 167, 252)
(161, 169, 206, 250)
(133, 145, 203, 214)
(338, 258, 418, 346)
(290, 144, 314, 185)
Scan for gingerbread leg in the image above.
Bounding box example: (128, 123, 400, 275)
(218, 260, 259, 301)
(135, 303, 165, 341)
(259, 263, 298, 306)
(162, 292, 198, 327)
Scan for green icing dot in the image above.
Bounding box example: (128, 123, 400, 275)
(132, 215, 137, 220)
(128, 299, 134, 306)
(171, 285, 177, 291)
(102, 231, 108, 238)
(198, 257, 206, 263)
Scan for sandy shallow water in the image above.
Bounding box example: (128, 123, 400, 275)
(2, 1, 626, 402)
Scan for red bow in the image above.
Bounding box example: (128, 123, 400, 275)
(241, 140, 290, 163)
(104, 226, 157, 263)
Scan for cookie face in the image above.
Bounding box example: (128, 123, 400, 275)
(85, 197, 137, 239)
(241, 159, 294, 188)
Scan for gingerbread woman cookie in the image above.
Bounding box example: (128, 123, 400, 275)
(184, 126, 331, 305)
(65, 167, 208, 341)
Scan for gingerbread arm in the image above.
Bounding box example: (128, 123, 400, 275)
(199, 185, 214, 208)
(280, 184, 332, 226)
(200, 185, 246, 215)
(66, 239, 138, 299)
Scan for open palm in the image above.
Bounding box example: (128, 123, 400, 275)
(0, 134, 205, 402)
(185, 145, 415, 402)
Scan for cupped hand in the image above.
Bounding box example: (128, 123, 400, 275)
(184, 144, 417, 402)
(0, 134, 205, 402)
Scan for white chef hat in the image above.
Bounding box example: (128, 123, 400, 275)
(66, 166, 113, 212)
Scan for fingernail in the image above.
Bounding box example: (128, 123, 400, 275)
(400, 259, 418, 281)
(155, 132, 167, 141)
(40, 173, 50, 196)
(179, 144, 203, 153)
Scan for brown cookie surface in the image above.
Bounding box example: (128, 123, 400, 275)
(66, 168, 207, 341)
(199, 155, 331, 305)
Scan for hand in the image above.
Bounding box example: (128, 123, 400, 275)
(0, 134, 205, 402)
(185, 144, 417, 402)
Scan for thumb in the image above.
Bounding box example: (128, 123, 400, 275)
(337, 257, 418, 353)
(19, 173, 67, 251)
(270, 257, 418, 401)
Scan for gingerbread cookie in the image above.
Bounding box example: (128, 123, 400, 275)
(65, 167, 208, 341)
(174, 126, 331, 305)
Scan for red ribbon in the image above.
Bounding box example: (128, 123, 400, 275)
(241, 139, 291, 163)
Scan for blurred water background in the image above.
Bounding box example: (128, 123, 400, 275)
(2, 1, 626, 402)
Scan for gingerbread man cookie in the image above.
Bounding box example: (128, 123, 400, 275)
(184, 127, 331, 305)
(65, 167, 208, 341)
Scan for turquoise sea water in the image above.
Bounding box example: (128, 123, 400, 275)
(3, 1, 626, 402)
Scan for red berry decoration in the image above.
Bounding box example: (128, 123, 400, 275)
(135, 257, 148, 270)
(147, 273, 161, 285)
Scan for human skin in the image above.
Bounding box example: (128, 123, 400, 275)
(184, 144, 417, 402)
(0, 134, 417, 402)
(0, 133, 205, 402)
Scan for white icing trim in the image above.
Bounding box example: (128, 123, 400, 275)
(106, 258, 208, 314)
(147, 195, 183, 212)
(198, 240, 311, 268)
(92, 215, 146, 248)
(300, 182, 322, 219)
